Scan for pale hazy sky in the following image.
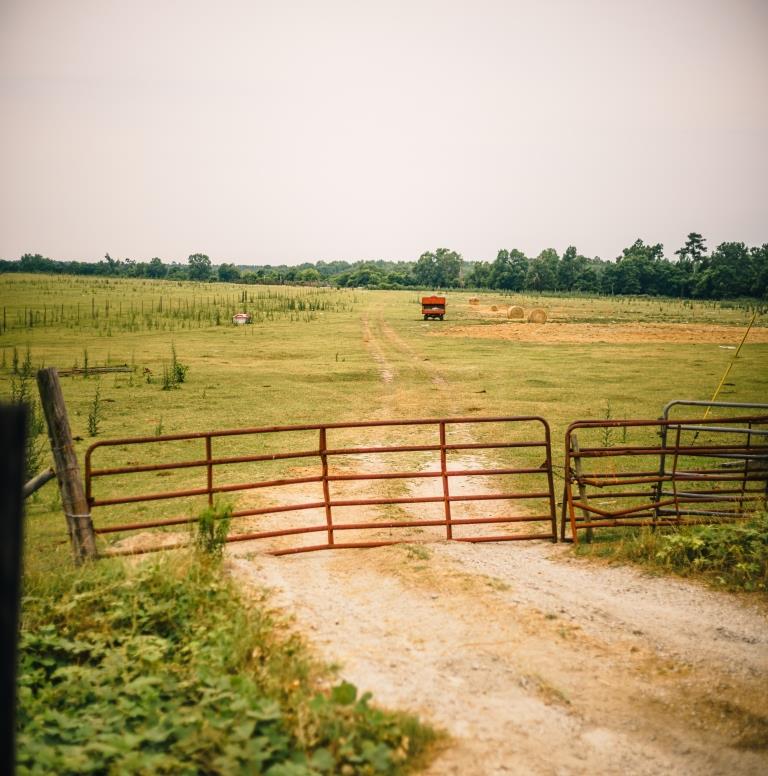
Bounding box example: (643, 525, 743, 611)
(1, 0, 766, 265)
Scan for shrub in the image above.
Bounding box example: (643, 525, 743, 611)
(576, 514, 768, 591)
(16, 557, 438, 774)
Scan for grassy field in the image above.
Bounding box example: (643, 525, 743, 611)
(2, 273, 767, 567)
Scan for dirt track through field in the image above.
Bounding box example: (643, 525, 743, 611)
(363, 310, 448, 388)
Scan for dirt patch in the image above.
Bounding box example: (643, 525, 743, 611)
(363, 314, 395, 383)
(437, 322, 768, 345)
(379, 319, 447, 388)
(229, 539, 768, 775)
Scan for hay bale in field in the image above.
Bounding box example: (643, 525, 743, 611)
(507, 305, 524, 319)
(528, 308, 547, 324)
(490, 305, 498, 312)
(468, 297, 479, 305)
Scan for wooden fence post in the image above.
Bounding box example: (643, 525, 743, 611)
(0, 404, 26, 775)
(36, 368, 97, 562)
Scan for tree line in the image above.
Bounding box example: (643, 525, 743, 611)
(2, 233, 766, 299)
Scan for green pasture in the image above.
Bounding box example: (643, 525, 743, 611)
(1, 273, 767, 568)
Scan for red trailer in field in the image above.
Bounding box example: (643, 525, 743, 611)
(421, 296, 446, 320)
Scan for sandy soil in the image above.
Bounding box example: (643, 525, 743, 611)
(228, 527, 767, 775)
(437, 321, 768, 345)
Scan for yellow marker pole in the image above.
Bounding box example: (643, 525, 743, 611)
(703, 310, 758, 420)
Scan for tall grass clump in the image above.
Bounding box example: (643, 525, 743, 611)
(17, 556, 438, 775)
(10, 372, 46, 481)
(195, 502, 232, 558)
(576, 514, 768, 591)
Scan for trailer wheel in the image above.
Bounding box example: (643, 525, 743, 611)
(423, 315, 428, 320)
(439, 315, 444, 320)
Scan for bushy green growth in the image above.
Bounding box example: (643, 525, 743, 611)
(575, 514, 768, 591)
(161, 344, 190, 390)
(195, 502, 232, 558)
(17, 557, 437, 775)
(10, 372, 46, 480)
(86, 382, 102, 437)
(171, 343, 189, 385)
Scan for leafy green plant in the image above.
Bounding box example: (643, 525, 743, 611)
(87, 382, 102, 437)
(16, 557, 438, 775)
(170, 343, 189, 384)
(10, 373, 46, 480)
(575, 514, 768, 591)
(161, 344, 189, 390)
(195, 502, 232, 557)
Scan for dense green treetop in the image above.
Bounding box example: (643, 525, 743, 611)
(2, 232, 766, 299)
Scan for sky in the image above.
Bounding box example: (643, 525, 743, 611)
(1, 0, 766, 266)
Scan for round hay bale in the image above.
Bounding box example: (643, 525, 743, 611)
(468, 297, 479, 305)
(490, 305, 498, 312)
(507, 305, 524, 319)
(528, 308, 547, 324)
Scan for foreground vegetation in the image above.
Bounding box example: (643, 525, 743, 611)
(17, 553, 438, 775)
(574, 514, 768, 592)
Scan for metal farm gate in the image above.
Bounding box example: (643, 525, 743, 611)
(85, 416, 557, 556)
(561, 403, 768, 542)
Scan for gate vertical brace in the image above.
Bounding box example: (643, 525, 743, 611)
(739, 422, 752, 514)
(670, 425, 683, 521)
(654, 419, 669, 524)
(543, 421, 557, 541)
(319, 427, 334, 546)
(560, 481, 570, 542)
(205, 436, 213, 507)
(37, 367, 97, 562)
(439, 421, 453, 539)
(572, 436, 593, 542)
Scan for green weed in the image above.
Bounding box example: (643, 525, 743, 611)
(10, 372, 46, 480)
(575, 514, 768, 591)
(195, 502, 232, 558)
(86, 381, 102, 437)
(16, 556, 438, 774)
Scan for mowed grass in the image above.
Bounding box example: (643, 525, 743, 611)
(1, 274, 767, 569)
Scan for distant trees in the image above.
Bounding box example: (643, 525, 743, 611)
(2, 233, 766, 299)
(147, 257, 167, 279)
(413, 248, 462, 288)
(217, 263, 241, 282)
(187, 253, 212, 281)
(489, 249, 528, 290)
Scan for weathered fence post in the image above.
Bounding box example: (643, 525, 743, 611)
(0, 404, 26, 775)
(572, 435, 593, 543)
(37, 368, 97, 562)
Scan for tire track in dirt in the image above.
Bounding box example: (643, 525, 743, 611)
(362, 308, 448, 389)
(362, 313, 396, 384)
(378, 319, 448, 388)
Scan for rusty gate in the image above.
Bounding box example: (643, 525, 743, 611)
(561, 407, 768, 542)
(85, 416, 557, 556)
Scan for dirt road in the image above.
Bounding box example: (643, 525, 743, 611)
(229, 533, 767, 775)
